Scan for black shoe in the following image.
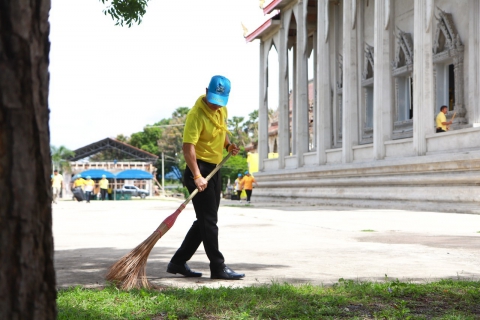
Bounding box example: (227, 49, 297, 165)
(166, 262, 202, 277)
(210, 266, 245, 280)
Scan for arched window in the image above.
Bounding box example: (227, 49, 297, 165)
(361, 43, 374, 144)
(392, 29, 414, 139)
(433, 8, 465, 130)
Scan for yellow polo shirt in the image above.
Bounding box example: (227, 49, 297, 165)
(73, 178, 86, 188)
(436, 112, 447, 131)
(84, 179, 95, 192)
(183, 95, 228, 164)
(99, 178, 109, 189)
(52, 174, 63, 189)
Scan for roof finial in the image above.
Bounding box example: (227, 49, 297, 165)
(241, 22, 249, 38)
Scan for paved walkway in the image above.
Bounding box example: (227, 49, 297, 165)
(53, 198, 480, 289)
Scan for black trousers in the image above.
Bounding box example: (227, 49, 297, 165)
(245, 189, 252, 202)
(101, 189, 107, 200)
(436, 128, 446, 133)
(170, 160, 225, 271)
(85, 191, 92, 202)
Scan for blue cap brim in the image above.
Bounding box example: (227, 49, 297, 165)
(206, 92, 228, 107)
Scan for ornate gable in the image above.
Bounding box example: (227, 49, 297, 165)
(392, 28, 413, 76)
(362, 43, 374, 82)
(433, 7, 463, 61)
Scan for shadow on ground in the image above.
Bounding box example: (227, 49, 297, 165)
(55, 247, 289, 288)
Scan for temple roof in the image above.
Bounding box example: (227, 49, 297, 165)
(245, 15, 281, 42)
(263, 0, 297, 15)
(69, 137, 158, 162)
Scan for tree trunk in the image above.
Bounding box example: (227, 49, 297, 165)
(0, 0, 56, 319)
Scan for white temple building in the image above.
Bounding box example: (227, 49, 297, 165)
(245, 0, 480, 212)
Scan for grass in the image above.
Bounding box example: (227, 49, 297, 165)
(360, 229, 376, 232)
(57, 279, 480, 319)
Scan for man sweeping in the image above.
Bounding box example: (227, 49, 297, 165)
(167, 75, 245, 280)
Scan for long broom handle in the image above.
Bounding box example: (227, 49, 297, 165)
(182, 152, 232, 205)
(451, 111, 457, 122)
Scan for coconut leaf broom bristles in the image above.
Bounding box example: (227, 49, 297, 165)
(106, 153, 231, 290)
(105, 205, 185, 290)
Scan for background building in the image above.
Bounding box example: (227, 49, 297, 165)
(246, 0, 480, 212)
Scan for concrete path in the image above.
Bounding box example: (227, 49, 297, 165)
(53, 198, 480, 289)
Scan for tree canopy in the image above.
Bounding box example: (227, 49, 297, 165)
(50, 145, 75, 173)
(101, 0, 150, 27)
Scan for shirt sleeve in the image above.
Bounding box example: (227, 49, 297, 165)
(436, 113, 442, 127)
(183, 110, 202, 145)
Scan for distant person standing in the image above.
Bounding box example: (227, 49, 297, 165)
(234, 173, 243, 200)
(241, 171, 258, 204)
(51, 169, 63, 204)
(436, 105, 453, 133)
(99, 174, 109, 200)
(84, 176, 95, 203)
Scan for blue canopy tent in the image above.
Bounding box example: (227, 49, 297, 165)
(114, 169, 153, 201)
(115, 169, 153, 180)
(76, 169, 115, 179)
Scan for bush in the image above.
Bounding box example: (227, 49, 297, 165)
(175, 186, 189, 199)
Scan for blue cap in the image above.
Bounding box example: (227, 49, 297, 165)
(102, 174, 106, 178)
(206, 75, 231, 107)
(86, 176, 91, 179)
(238, 173, 242, 177)
(77, 174, 82, 178)
(245, 171, 249, 175)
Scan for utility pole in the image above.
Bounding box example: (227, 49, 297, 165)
(161, 151, 165, 197)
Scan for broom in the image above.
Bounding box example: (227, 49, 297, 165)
(106, 152, 232, 290)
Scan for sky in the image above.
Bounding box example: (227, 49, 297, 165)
(48, 0, 277, 150)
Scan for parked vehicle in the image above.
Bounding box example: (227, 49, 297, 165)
(116, 185, 149, 199)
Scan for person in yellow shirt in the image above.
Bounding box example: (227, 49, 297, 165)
(234, 173, 243, 200)
(72, 174, 86, 189)
(168, 75, 245, 281)
(72, 174, 86, 202)
(51, 169, 63, 204)
(84, 176, 95, 203)
(241, 171, 259, 203)
(436, 105, 453, 133)
(99, 175, 109, 200)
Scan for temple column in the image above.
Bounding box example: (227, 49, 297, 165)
(413, 0, 435, 155)
(258, 40, 269, 171)
(294, 0, 309, 167)
(316, 0, 332, 164)
(342, 0, 359, 163)
(373, 0, 393, 159)
(469, 0, 480, 126)
(275, 18, 290, 168)
(291, 43, 297, 155)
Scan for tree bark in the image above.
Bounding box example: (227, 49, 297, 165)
(0, 0, 56, 319)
